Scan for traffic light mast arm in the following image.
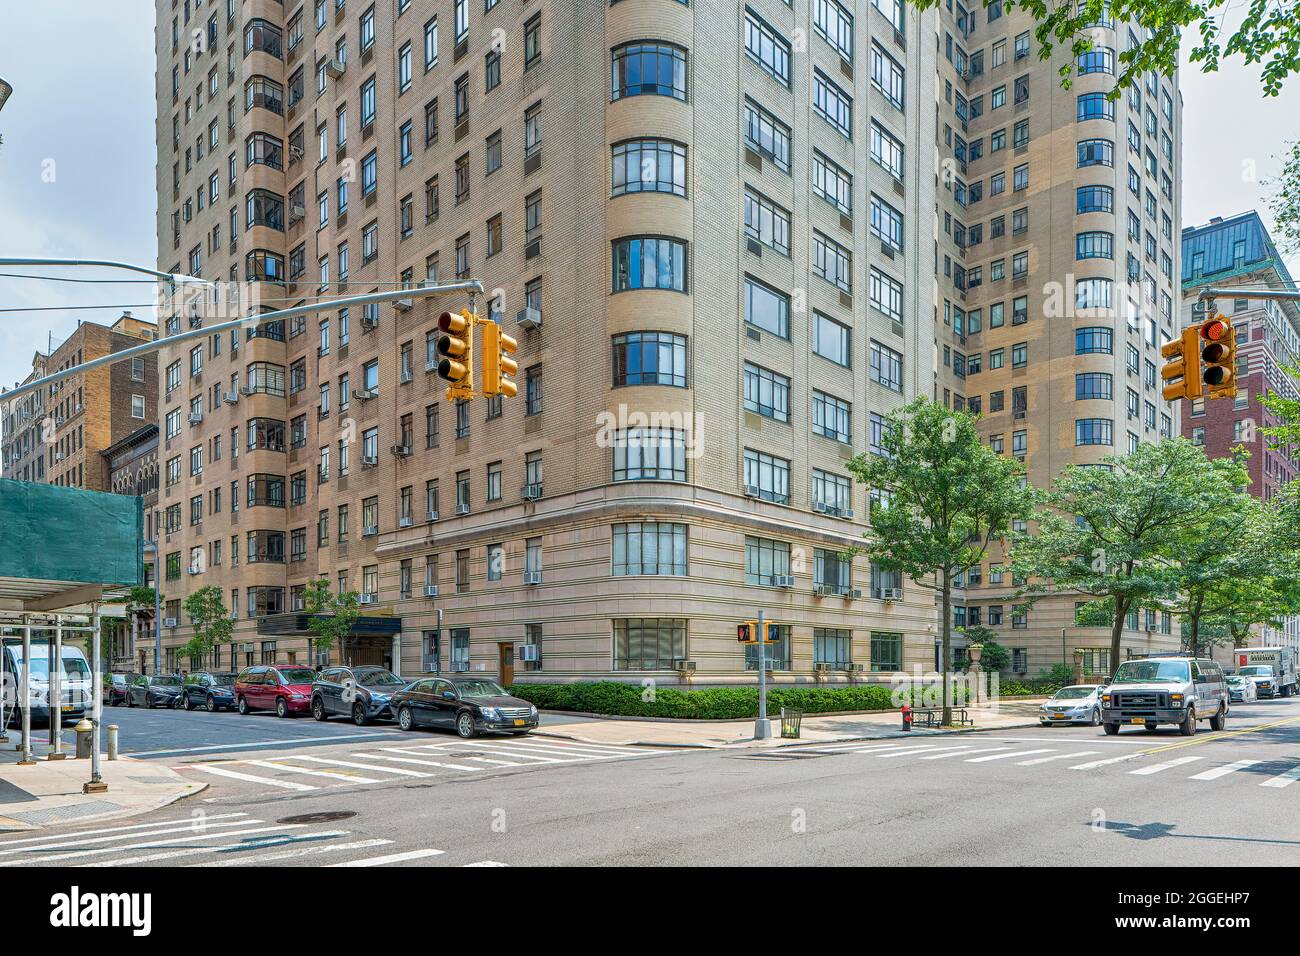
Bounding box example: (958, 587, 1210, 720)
(1196, 287, 1300, 306)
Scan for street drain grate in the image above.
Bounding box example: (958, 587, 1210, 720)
(276, 810, 358, 825)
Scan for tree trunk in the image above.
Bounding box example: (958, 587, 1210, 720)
(1109, 597, 1126, 680)
(941, 568, 952, 725)
(1187, 594, 1203, 659)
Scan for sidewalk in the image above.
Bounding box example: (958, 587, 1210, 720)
(0, 735, 205, 832)
(535, 699, 1047, 749)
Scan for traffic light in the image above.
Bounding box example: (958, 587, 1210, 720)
(481, 320, 519, 397)
(737, 622, 757, 644)
(1160, 326, 1203, 402)
(436, 309, 474, 400)
(1199, 315, 1237, 399)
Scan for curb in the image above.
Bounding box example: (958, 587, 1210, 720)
(0, 773, 208, 833)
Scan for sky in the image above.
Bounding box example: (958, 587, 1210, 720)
(0, 2, 1298, 389)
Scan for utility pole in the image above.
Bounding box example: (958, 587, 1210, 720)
(754, 610, 771, 740)
(84, 604, 106, 794)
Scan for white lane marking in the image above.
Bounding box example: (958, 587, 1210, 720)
(206, 839, 394, 866)
(871, 746, 945, 758)
(186, 764, 317, 790)
(512, 741, 658, 756)
(81, 830, 353, 867)
(353, 752, 481, 772)
(1128, 755, 1206, 776)
(965, 749, 1055, 763)
(130, 731, 401, 757)
(793, 744, 909, 755)
(1260, 765, 1300, 788)
(462, 756, 527, 767)
(0, 818, 259, 858)
(0, 812, 249, 848)
(286, 755, 433, 777)
(463, 860, 509, 866)
(482, 741, 630, 760)
(243, 760, 385, 784)
(1189, 759, 1262, 781)
(919, 747, 1010, 760)
(1069, 753, 1147, 770)
(424, 744, 570, 763)
(329, 848, 445, 867)
(1017, 751, 1101, 766)
(0, 824, 308, 866)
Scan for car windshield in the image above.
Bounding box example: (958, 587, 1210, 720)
(278, 668, 318, 684)
(153, 676, 181, 688)
(212, 674, 236, 686)
(454, 679, 507, 698)
(354, 667, 404, 686)
(1225, 676, 1244, 685)
(1239, 666, 1273, 677)
(5, 654, 89, 679)
(1052, 686, 1094, 700)
(1111, 660, 1190, 684)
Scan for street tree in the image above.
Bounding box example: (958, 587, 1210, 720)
(1010, 439, 1246, 674)
(907, 0, 1300, 97)
(957, 624, 1011, 672)
(303, 577, 362, 664)
(180, 585, 233, 669)
(846, 397, 1034, 724)
(1268, 140, 1300, 254)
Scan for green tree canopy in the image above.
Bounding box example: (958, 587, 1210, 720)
(302, 577, 362, 662)
(181, 585, 233, 668)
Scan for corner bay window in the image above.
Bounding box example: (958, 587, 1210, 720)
(611, 236, 687, 292)
(612, 332, 687, 388)
(611, 42, 687, 101)
(611, 428, 687, 482)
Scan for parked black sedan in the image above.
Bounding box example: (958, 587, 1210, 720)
(311, 665, 405, 725)
(391, 677, 538, 738)
(126, 673, 184, 708)
(103, 672, 135, 706)
(175, 671, 238, 711)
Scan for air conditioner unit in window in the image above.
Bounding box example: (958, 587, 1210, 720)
(361, 454, 379, 467)
(814, 663, 832, 673)
(814, 584, 833, 597)
(813, 500, 829, 514)
(423, 584, 439, 597)
(519, 644, 540, 662)
(187, 565, 202, 575)
(240, 385, 256, 396)
(516, 307, 541, 330)
(455, 502, 470, 516)
(398, 516, 413, 528)
(879, 587, 903, 602)
(360, 315, 379, 331)
(674, 659, 696, 673)
(451, 661, 469, 673)
(163, 617, 178, 628)
(426, 509, 440, 522)
(523, 570, 542, 585)
(849, 588, 863, 599)
(352, 387, 377, 402)
(189, 316, 203, 329)
(362, 524, 378, 536)
(326, 58, 345, 78)
(223, 391, 239, 404)
(773, 575, 794, 588)
(520, 483, 542, 500)
(849, 663, 864, 672)
(744, 484, 761, 498)
(391, 444, 412, 458)
(188, 411, 203, 425)
(359, 593, 376, 605)
(393, 298, 414, 312)
(290, 203, 306, 219)
(288, 145, 304, 162)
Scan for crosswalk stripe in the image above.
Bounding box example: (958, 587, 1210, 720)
(329, 848, 445, 867)
(489, 741, 630, 760)
(286, 755, 434, 777)
(245, 760, 385, 784)
(873, 746, 946, 758)
(519, 741, 658, 757)
(1017, 751, 1101, 766)
(205, 839, 394, 866)
(1260, 765, 1300, 788)
(0, 817, 261, 858)
(0, 823, 309, 866)
(0, 812, 249, 848)
(353, 752, 482, 771)
(461, 755, 527, 767)
(187, 763, 318, 790)
(1069, 753, 1145, 770)
(80, 830, 353, 867)
(919, 747, 1010, 760)
(428, 743, 571, 763)
(965, 749, 1055, 763)
(463, 860, 509, 867)
(802, 744, 910, 755)
(1129, 755, 1206, 776)
(1189, 759, 1262, 781)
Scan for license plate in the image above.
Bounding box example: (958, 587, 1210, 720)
(1051, 714, 1069, 720)
(513, 718, 525, 726)
(61, 705, 73, 711)
(1130, 718, 1146, 725)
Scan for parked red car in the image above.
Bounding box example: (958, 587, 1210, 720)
(234, 665, 317, 718)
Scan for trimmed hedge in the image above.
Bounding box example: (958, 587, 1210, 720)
(998, 677, 1068, 697)
(507, 681, 964, 720)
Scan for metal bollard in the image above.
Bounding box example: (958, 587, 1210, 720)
(107, 724, 119, 761)
(74, 718, 93, 759)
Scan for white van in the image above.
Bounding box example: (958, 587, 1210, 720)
(1233, 647, 1298, 698)
(1, 638, 94, 727)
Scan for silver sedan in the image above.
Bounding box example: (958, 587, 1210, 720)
(1039, 685, 1104, 726)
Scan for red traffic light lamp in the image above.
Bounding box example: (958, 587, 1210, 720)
(1199, 316, 1237, 399)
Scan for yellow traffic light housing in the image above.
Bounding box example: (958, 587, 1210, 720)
(436, 309, 475, 401)
(1160, 326, 1202, 402)
(481, 320, 519, 398)
(737, 621, 780, 643)
(1199, 316, 1237, 400)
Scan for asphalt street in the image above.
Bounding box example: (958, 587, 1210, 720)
(4, 695, 1299, 866)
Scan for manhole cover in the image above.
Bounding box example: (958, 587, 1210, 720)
(276, 810, 357, 825)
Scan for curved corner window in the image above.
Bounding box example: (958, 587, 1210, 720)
(1075, 418, 1114, 446)
(244, 19, 283, 59)
(612, 332, 688, 388)
(611, 139, 687, 197)
(246, 249, 286, 282)
(1075, 326, 1114, 355)
(1077, 92, 1115, 122)
(1076, 46, 1114, 76)
(611, 42, 688, 102)
(612, 236, 687, 292)
(1076, 138, 1114, 168)
(1075, 278, 1113, 310)
(1076, 184, 1114, 214)
(246, 189, 286, 232)
(245, 132, 284, 171)
(245, 76, 284, 115)
(1075, 230, 1113, 260)
(612, 428, 687, 482)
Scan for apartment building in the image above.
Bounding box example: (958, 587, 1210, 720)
(1, 313, 158, 491)
(155, 0, 1173, 684)
(1181, 210, 1300, 655)
(945, 4, 1184, 675)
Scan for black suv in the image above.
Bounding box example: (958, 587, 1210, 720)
(176, 671, 238, 711)
(311, 665, 406, 725)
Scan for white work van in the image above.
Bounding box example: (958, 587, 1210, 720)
(1233, 647, 1298, 698)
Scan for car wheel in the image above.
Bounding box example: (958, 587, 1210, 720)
(126, 693, 134, 708)
(181, 692, 193, 711)
(455, 711, 478, 739)
(206, 694, 219, 713)
(1210, 704, 1227, 732)
(1090, 708, 1101, 727)
(237, 696, 249, 715)
(398, 706, 415, 732)
(1179, 705, 1197, 736)
(1103, 722, 1120, 736)
(311, 696, 327, 721)
(351, 702, 369, 726)
(145, 693, 154, 708)
(1143, 724, 1160, 733)
(1039, 721, 1051, 727)
(275, 698, 289, 719)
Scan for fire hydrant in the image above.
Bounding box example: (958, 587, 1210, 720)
(901, 704, 913, 732)
(74, 719, 94, 759)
